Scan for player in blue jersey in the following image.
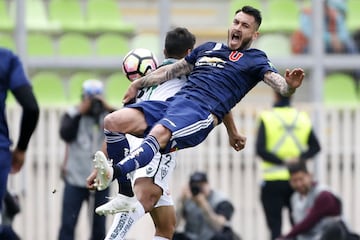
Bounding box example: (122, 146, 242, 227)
(88, 5, 304, 217)
(0, 48, 39, 237)
(95, 27, 197, 240)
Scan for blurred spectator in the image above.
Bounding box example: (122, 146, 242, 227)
(174, 171, 241, 240)
(276, 162, 360, 240)
(327, 0, 348, 18)
(292, 0, 357, 55)
(292, 0, 360, 88)
(58, 79, 116, 240)
(256, 91, 321, 240)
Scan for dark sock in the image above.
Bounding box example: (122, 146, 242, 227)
(115, 135, 160, 194)
(104, 129, 130, 180)
(104, 129, 131, 195)
(105, 129, 130, 167)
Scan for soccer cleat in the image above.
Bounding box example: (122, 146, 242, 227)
(95, 194, 137, 216)
(93, 151, 113, 191)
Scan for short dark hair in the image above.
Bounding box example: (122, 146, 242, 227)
(189, 171, 208, 184)
(165, 27, 196, 59)
(288, 162, 309, 175)
(235, 6, 262, 29)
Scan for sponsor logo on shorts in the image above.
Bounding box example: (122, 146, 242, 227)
(146, 166, 154, 175)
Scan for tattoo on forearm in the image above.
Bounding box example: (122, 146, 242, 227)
(140, 59, 193, 88)
(264, 72, 295, 96)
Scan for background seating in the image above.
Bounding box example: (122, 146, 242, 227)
(31, 71, 67, 106)
(49, 0, 86, 33)
(27, 33, 55, 56)
(86, 0, 135, 35)
(0, 33, 15, 51)
(0, 0, 13, 32)
(261, 0, 300, 34)
(96, 33, 130, 56)
(253, 33, 291, 58)
(105, 72, 130, 106)
(58, 33, 93, 56)
(347, 0, 360, 32)
(324, 72, 359, 106)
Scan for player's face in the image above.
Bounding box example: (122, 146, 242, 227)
(290, 171, 312, 195)
(228, 11, 259, 51)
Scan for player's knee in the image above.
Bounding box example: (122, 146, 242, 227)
(150, 125, 171, 148)
(104, 111, 122, 131)
(134, 179, 162, 211)
(155, 217, 176, 238)
(136, 189, 161, 211)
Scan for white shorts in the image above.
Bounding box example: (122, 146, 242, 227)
(127, 134, 176, 207)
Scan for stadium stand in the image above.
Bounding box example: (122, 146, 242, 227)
(261, 0, 300, 34)
(58, 33, 93, 56)
(96, 33, 130, 56)
(31, 71, 67, 106)
(67, 72, 100, 104)
(86, 0, 135, 35)
(130, 33, 161, 57)
(14, 0, 59, 33)
(0, 34, 16, 51)
(105, 72, 131, 106)
(0, 0, 13, 32)
(48, 0, 86, 33)
(230, 0, 263, 20)
(324, 72, 359, 106)
(347, 0, 360, 32)
(27, 33, 55, 56)
(253, 33, 291, 58)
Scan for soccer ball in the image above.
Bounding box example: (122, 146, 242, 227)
(122, 48, 158, 82)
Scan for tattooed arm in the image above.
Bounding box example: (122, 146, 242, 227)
(264, 68, 305, 96)
(123, 59, 193, 103)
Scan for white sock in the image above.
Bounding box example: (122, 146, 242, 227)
(105, 201, 145, 240)
(153, 237, 169, 240)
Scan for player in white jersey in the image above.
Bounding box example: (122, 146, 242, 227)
(89, 27, 196, 240)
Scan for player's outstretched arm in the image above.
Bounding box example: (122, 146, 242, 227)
(263, 68, 305, 96)
(223, 111, 246, 151)
(123, 59, 193, 104)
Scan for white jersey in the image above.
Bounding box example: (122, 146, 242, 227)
(129, 58, 187, 207)
(138, 75, 187, 101)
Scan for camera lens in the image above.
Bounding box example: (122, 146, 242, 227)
(89, 98, 103, 117)
(190, 184, 201, 196)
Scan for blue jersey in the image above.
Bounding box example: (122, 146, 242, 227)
(181, 42, 278, 120)
(0, 48, 31, 149)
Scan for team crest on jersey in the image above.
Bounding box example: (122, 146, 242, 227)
(161, 166, 168, 179)
(229, 51, 243, 62)
(196, 56, 225, 68)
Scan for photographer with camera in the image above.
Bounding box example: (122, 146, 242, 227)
(58, 79, 116, 240)
(174, 171, 241, 240)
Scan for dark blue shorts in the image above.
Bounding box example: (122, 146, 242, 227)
(125, 97, 215, 152)
(0, 149, 12, 210)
